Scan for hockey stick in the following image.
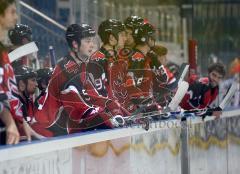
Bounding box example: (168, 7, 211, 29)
(47, 81, 189, 133)
(49, 46, 56, 68)
(168, 81, 189, 111)
(126, 81, 189, 121)
(167, 63, 189, 90)
(126, 81, 238, 121)
(62, 82, 237, 132)
(8, 42, 39, 63)
(219, 82, 238, 110)
(177, 63, 189, 85)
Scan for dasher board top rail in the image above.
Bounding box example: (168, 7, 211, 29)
(0, 108, 239, 162)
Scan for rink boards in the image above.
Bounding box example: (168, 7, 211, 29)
(0, 108, 240, 174)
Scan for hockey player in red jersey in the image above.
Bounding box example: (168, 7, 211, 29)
(126, 22, 156, 96)
(125, 16, 170, 87)
(109, 19, 169, 113)
(126, 22, 169, 107)
(12, 66, 43, 139)
(90, 18, 145, 113)
(8, 23, 36, 67)
(180, 62, 226, 118)
(8, 24, 32, 46)
(0, 0, 35, 144)
(34, 67, 53, 108)
(13, 66, 38, 123)
(124, 16, 144, 49)
(34, 24, 124, 137)
(90, 19, 126, 97)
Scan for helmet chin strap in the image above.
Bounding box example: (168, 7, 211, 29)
(21, 80, 31, 109)
(108, 34, 118, 51)
(23, 90, 30, 100)
(22, 79, 31, 98)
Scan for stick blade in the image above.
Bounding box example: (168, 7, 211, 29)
(8, 42, 39, 63)
(168, 81, 189, 111)
(219, 82, 238, 109)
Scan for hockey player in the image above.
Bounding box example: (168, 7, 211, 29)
(124, 16, 144, 48)
(34, 24, 124, 137)
(180, 62, 226, 118)
(0, 0, 27, 144)
(8, 23, 36, 67)
(12, 66, 42, 139)
(36, 67, 53, 92)
(8, 23, 32, 46)
(34, 67, 53, 108)
(107, 21, 168, 113)
(90, 19, 126, 97)
(126, 22, 155, 94)
(128, 22, 168, 96)
(91, 18, 145, 113)
(14, 66, 38, 122)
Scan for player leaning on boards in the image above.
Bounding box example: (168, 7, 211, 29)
(180, 62, 226, 118)
(33, 23, 125, 137)
(0, 0, 21, 144)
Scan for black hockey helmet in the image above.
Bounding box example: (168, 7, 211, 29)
(66, 23, 96, 48)
(124, 16, 144, 31)
(8, 24, 32, 45)
(133, 22, 156, 45)
(36, 68, 53, 80)
(14, 66, 37, 84)
(98, 19, 125, 44)
(36, 68, 53, 90)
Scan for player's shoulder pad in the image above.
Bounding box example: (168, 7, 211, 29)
(90, 50, 106, 61)
(131, 51, 145, 62)
(198, 77, 209, 85)
(64, 59, 76, 69)
(58, 55, 73, 66)
(59, 56, 78, 74)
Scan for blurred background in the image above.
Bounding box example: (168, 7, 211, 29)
(16, 0, 240, 76)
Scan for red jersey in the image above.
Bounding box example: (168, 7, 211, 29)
(180, 77, 219, 110)
(127, 49, 153, 96)
(34, 54, 123, 136)
(90, 47, 117, 97)
(0, 43, 23, 122)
